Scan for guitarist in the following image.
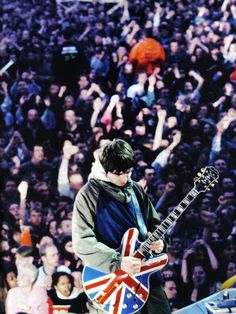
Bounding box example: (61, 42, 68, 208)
(72, 139, 171, 314)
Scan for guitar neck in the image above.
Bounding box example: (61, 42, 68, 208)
(140, 188, 199, 255)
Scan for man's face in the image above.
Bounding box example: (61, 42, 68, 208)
(15, 253, 33, 267)
(164, 280, 177, 299)
(60, 219, 72, 234)
(214, 159, 227, 173)
(4, 181, 17, 195)
(69, 173, 83, 191)
(222, 177, 234, 189)
(33, 146, 44, 161)
(43, 246, 59, 267)
(170, 41, 179, 53)
(138, 73, 148, 85)
(49, 84, 60, 95)
(27, 109, 39, 124)
(106, 169, 133, 187)
(144, 168, 155, 184)
(64, 96, 74, 108)
(36, 183, 50, 200)
(64, 110, 76, 125)
(30, 210, 42, 226)
(78, 76, 89, 89)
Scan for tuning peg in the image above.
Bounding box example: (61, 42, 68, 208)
(197, 172, 201, 176)
(210, 183, 214, 187)
(201, 168, 204, 172)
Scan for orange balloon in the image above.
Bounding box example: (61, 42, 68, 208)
(129, 38, 165, 74)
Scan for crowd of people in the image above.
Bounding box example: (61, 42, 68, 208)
(0, 0, 236, 313)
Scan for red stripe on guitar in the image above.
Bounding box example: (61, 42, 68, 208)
(123, 229, 135, 256)
(113, 287, 123, 314)
(84, 277, 111, 290)
(133, 250, 145, 259)
(140, 258, 167, 272)
(124, 276, 148, 301)
(96, 270, 127, 304)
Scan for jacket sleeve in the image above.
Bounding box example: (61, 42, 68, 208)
(72, 183, 121, 273)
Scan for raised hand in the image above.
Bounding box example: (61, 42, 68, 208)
(157, 109, 167, 122)
(63, 140, 79, 160)
(17, 181, 28, 199)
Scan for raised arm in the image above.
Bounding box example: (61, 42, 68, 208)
(57, 141, 78, 197)
(17, 181, 29, 226)
(152, 109, 166, 151)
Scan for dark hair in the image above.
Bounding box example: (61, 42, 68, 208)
(16, 246, 34, 257)
(99, 139, 134, 174)
(52, 271, 74, 289)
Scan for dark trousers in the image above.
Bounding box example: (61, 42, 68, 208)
(136, 284, 171, 314)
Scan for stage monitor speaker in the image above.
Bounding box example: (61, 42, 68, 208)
(173, 289, 236, 314)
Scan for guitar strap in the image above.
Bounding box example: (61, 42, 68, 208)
(130, 189, 148, 240)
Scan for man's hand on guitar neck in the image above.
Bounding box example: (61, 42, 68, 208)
(150, 239, 165, 254)
(148, 232, 165, 255)
(121, 256, 141, 275)
(120, 238, 165, 275)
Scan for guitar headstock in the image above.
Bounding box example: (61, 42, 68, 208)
(194, 166, 219, 193)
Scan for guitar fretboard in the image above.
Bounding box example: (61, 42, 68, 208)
(141, 188, 199, 255)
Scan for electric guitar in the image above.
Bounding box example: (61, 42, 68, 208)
(83, 166, 219, 314)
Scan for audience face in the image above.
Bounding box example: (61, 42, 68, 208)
(192, 265, 206, 287)
(69, 173, 84, 191)
(59, 219, 72, 234)
(9, 203, 21, 221)
(30, 209, 42, 226)
(35, 183, 50, 201)
(164, 280, 177, 299)
(71, 271, 83, 289)
(6, 271, 17, 289)
(15, 253, 33, 268)
(49, 220, 57, 237)
(4, 180, 17, 196)
(55, 275, 72, 297)
(42, 245, 59, 268)
(32, 145, 44, 162)
(64, 110, 77, 125)
(214, 159, 228, 173)
(211, 232, 220, 241)
(78, 75, 89, 89)
(169, 237, 182, 255)
(27, 109, 39, 125)
(222, 177, 234, 190)
(226, 261, 236, 279)
(49, 84, 60, 95)
(144, 168, 155, 184)
(17, 265, 37, 288)
(138, 72, 148, 85)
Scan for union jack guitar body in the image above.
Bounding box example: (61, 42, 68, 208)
(83, 228, 168, 314)
(83, 166, 219, 314)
